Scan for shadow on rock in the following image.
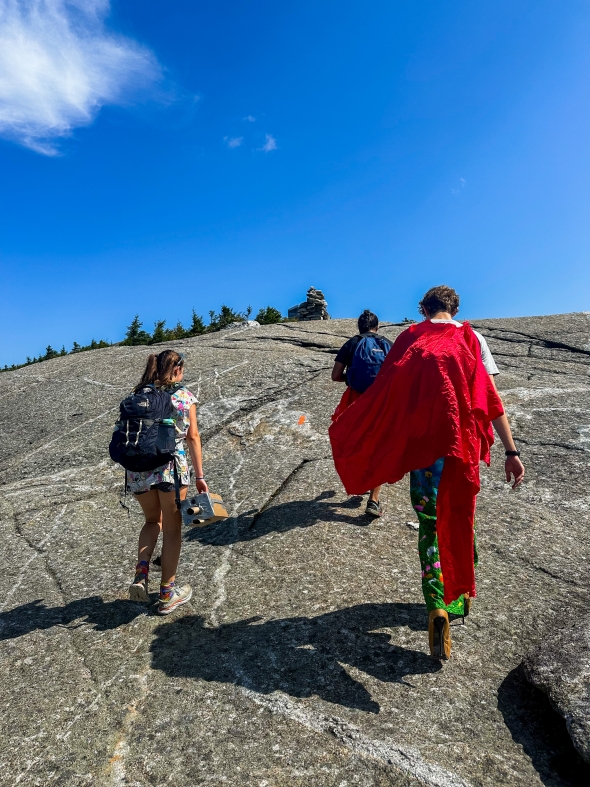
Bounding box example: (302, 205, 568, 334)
(0, 596, 145, 641)
(150, 602, 439, 714)
(185, 491, 373, 547)
(498, 665, 590, 787)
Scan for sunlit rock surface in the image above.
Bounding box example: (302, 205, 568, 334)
(1, 314, 589, 787)
(523, 615, 590, 764)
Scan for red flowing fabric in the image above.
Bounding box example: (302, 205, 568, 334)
(331, 386, 363, 422)
(329, 321, 504, 604)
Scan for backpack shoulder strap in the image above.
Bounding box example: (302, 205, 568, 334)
(350, 333, 365, 351)
(173, 460, 181, 510)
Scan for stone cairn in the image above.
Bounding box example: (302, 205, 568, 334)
(288, 287, 330, 321)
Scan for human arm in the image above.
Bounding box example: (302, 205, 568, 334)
(185, 403, 208, 493)
(331, 361, 347, 382)
(489, 375, 525, 489)
(332, 337, 358, 383)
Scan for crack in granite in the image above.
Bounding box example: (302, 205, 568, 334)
(248, 455, 332, 531)
(472, 324, 590, 359)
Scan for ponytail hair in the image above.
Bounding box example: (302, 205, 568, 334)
(135, 350, 184, 392)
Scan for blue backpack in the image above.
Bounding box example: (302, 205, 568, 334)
(347, 334, 391, 393)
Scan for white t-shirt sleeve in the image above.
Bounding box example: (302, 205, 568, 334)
(473, 330, 499, 375)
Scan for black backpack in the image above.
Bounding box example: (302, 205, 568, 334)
(109, 384, 178, 472)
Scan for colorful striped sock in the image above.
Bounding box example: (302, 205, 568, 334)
(133, 560, 149, 585)
(159, 581, 175, 601)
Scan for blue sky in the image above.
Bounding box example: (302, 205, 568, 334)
(1, 0, 589, 365)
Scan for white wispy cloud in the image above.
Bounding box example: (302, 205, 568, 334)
(259, 133, 277, 152)
(0, 0, 161, 155)
(224, 135, 243, 148)
(243, 115, 255, 122)
(451, 177, 467, 195)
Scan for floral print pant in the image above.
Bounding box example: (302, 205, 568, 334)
(410, 458, 477, 614)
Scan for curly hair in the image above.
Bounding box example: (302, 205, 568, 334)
(418, 285, 460, 318)
(134, 350, 184, 392)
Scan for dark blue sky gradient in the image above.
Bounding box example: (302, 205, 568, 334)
(1, 1, 589, 364)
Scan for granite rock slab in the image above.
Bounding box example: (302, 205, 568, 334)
(1, 314, 590, 786)
(523, 615, 590, 763)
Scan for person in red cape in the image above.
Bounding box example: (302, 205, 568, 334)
(329, 285, 525, 660)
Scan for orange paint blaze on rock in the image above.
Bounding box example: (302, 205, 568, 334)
(298, 415, 306, 425)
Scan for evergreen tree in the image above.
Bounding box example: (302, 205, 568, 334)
(121, 315, 151, 346)
(172, 321, 187, 339)
(71, 341, 81, 353)
(188, 309, 206, 336)
(208, 304, 250, 331)
(60, 345, 67, 356)
(150, 320, 169, 344)
(256, 306, 283, 324)
(26, 357, 32, 364)
(44, 345, 58, 360)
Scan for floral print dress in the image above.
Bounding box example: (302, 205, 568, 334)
(126, 385, 197, 493)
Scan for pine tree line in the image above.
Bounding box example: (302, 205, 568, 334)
(1, 304, 284, 372)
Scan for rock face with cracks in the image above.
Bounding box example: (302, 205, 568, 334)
(1, 314, 590, 787)
(523, 616, 590, 764)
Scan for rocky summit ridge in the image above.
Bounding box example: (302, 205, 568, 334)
(1, 313, 590, 787)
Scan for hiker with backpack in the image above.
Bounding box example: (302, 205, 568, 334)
(330, 286, 525, 660)
(110, 350, 207, 615)
(331, 310, 392, 517)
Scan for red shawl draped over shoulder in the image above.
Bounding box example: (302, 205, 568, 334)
(329, 321, 504, 604)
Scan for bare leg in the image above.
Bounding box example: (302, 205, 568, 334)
(158, 488, 187, 586)
(134, 490, 163, 563)
(369, 485, 382, 503)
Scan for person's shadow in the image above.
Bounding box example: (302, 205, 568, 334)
(184, 491, 373, 547)
(0, 596, 146, 641)
(150, 602, 440, 714)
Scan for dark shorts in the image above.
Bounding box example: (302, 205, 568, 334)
(134, 482, 188, 495)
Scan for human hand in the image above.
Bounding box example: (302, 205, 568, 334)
(505, 456, 525, 489)
(196, 478, 209, 494)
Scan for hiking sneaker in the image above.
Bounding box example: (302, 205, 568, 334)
(365, 499, 383, 517)
(157, 584, 193, 616)
(129, 561, 149, 602)
(129, 574, 149, 603)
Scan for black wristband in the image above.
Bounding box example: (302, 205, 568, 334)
(195, 476, 205, 480)
(505, 450, 520, 457)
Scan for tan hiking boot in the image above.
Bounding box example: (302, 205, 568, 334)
(428, 608, 451, 660)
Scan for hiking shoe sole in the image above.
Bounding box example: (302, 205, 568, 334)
(157, 584, 193, 615)
(129, 582, 149, 603)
